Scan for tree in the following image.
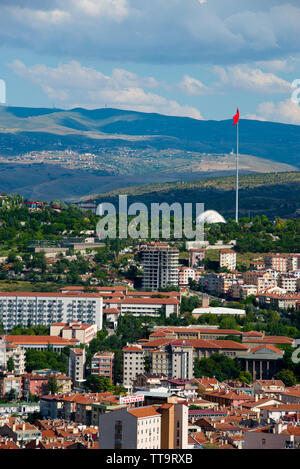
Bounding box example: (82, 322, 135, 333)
(85, 375, 114, 393)
(7, 356, 15, 373)
(238, 371, 252, 384)
(46, 375, 59, 395)
(274, 369, 297, 387)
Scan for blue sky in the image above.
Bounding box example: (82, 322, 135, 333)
(1, 0, 300, 123)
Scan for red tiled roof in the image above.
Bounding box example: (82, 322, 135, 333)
(4, 335, 74, 346)
(122, 346, 144, 352)
(250, 344, 283, 354)
(128, 406, 161, 418)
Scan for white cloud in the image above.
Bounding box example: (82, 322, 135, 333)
(2, 1, 300, 64)
(8, 60, 203, 119)
(246, 99, 300, 125)
(178, 75, 211, 96)
(213, 64, 292, 94)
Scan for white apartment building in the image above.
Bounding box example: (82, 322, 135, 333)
(68, 348, 86, 388)
(140, 244, 179, 290)
(122, 346, 145, 390)
(99, 406, 161, 449)
(178, 267, 202, 286)
(278, 275, 300, 293)
(0, 337, 25, 376)
(219, 249, 237, 271)
(0, 292, 103, 331)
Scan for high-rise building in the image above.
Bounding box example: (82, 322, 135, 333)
(140, 243, 179, 291)
(68, 348, 86, 389)
(122, 345, 145, 390)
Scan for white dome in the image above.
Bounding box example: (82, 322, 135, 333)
(197, 210, 226, 224)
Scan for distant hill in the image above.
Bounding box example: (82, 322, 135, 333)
(84, 172, 300, 220)
(0, 106, 299, 200)
(0, 105, 300, 166)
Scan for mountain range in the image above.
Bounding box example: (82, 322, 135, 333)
(0, 106, 299, 201)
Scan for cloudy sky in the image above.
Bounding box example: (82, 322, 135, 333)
(1, 0, 300, 123)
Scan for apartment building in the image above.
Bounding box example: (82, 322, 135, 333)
(188, 249, 205, 269)
(257, 293, 300, 310)
(5, 344, 26, 376)
(278, 275, 300, 292)
(178, 267, 202, 286)
(99, 406, 161, 449)
(68, 348, 86, 389)
(0, 292, 103, 331)
(146, 342, 194, 380)
(158, 403, 188, 449)
(140, 243, 179, 290)
(219, 250, 236, 271)
(264, 254, 300, 273)
(22, 372, 72, 398)
(0, 337, 25, 376)
(91, 351, 115, 383)
(122, 346, 145, 390)
(243, 271, 277, 293)
(50, 321, 97, 345)
(0, 374, 22, 399)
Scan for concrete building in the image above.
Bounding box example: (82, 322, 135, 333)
(91, 351, 115, 383)
(278, 274, 300, 292)
(140, 243, 179, 290)
(122, 346, 145, 390)
(244, 423, 300, 449)
(50, 321, 97, 345)
(219, 250, 237, 271)
(99, 405, 161, 449)
(150, 342, 194, 380)
(0, 337, 25, 376)
(188, 249, 205, 269)
(104, 297, 179, 318)
(0, 292, 103, 331)
(68, 348, 86, 389)
(178, 267, 202, 286)
(0, 374, 22, 399)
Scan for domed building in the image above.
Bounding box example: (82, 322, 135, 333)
(197, 210, 226, 224)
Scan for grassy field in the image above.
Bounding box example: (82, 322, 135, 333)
(0, 281, 60, 292)
(205, 250, 262, 268)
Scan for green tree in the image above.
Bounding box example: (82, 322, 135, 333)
(7, 356, 15, 373)
(274, 369, 297, 387)
(46, 375, 59, 395)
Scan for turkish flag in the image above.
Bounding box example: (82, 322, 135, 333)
(233, 108, 239, 126)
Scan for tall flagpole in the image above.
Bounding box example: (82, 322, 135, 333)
(235, 121, 239, 223)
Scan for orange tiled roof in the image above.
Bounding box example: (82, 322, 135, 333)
(128, 406, 161, 418)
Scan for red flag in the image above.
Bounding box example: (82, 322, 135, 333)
(233, 107, 239, 126)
